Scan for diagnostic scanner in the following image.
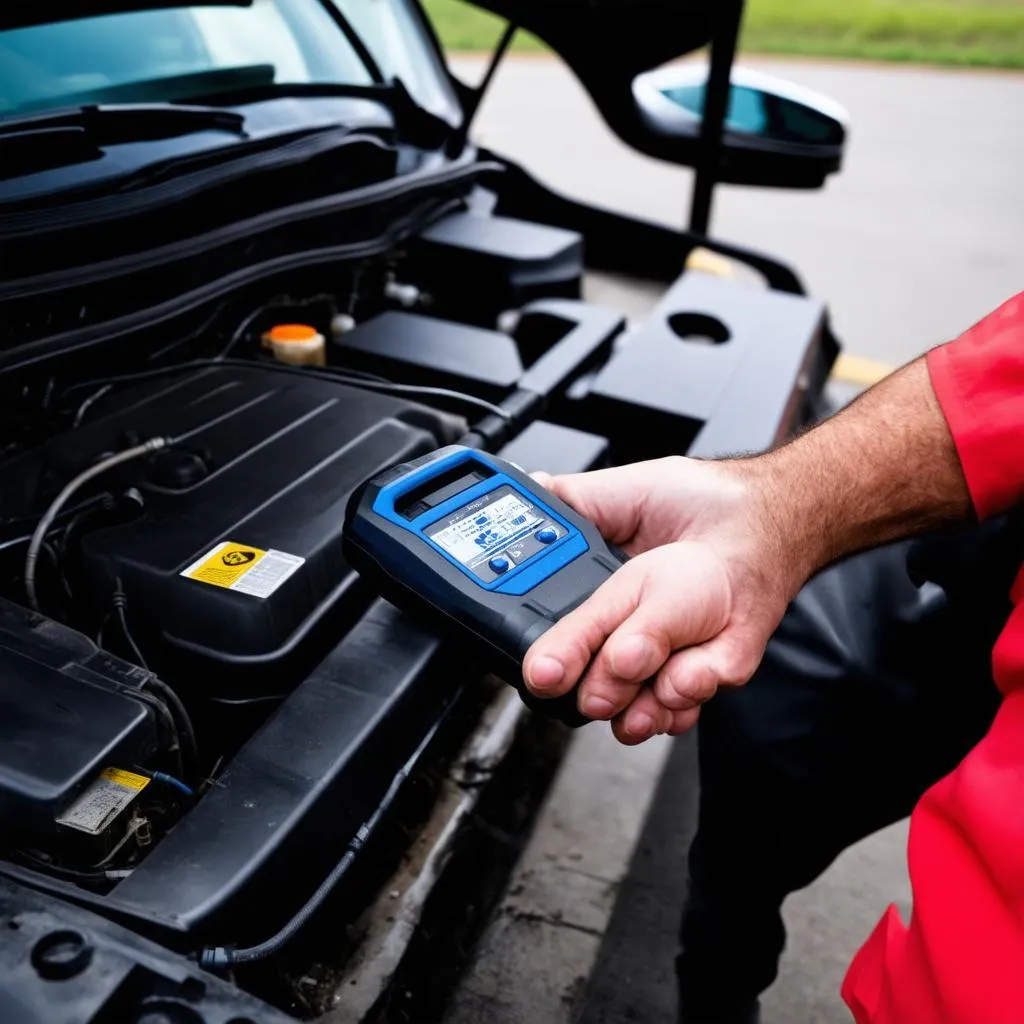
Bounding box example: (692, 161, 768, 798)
(343, 445, 627, 726)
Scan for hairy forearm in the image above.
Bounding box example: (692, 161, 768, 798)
(737, 356, 972, 584)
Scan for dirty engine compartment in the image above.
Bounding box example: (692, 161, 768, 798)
(0, 189, 836, 1021)
(0, 4, 844, 1017)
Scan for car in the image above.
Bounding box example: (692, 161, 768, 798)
(0, 3, 845, 1022)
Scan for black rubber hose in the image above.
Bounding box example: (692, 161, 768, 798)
(131, 687, 186, 782)
(142, 675, 201, 787)
(114, 602, 148, 670)
(113, 584, 201, 785)
(198, 714, 446, 968)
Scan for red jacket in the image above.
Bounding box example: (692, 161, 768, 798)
(843, 290, 1024, 1023)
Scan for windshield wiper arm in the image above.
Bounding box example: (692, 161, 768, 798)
(0, 104, 247, 144)
(182, 81, 451, 149)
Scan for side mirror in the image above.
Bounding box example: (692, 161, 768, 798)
(632, 64, 848, 189)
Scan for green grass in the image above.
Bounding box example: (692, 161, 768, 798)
(422, 0, 1024, 70)
(422, 0, 547, 53)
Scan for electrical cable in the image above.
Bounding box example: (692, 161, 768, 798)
(110, 582, 201, 786)
(61, 362, 213, 401)
(151, 771, 194, 797)
(133, 767, 195, 798)
(343, 379, 512, 420)
(114, 600, 148, 669)
(59, 359, 511, 422)
(146, 300, 228, 363)
(72, 385, 113, 428)
(198, 711, 447, 968)
(217, 306, 268, 360)
(140, 676, 201, 787)
(12, 850, 132, 885)
(0, 494, 114, 554)
(101, 592, 187, 782)
(92, 818, 146, 868)
(130, 687, 186, 782)
(24, 438, 170, 611)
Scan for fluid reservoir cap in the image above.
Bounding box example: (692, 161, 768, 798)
(149, 448, 209, 490)
(262, 323, 326, 367)
(263, 323, 320, 344)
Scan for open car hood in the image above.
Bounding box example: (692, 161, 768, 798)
(0, 1, 245, 28)
(460, 0, 714, 151)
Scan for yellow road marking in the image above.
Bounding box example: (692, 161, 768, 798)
(831, 353, 894, 387)
(685, 247, 737, 278)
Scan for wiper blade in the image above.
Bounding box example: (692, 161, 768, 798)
(183, 80, 451, 149)
(0, 104, 247, 144)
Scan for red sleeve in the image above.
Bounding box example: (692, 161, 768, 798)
(843, 663, 1024, 1024)
(927, 291, 1024, 520)
(842, 294, 1024, 1023)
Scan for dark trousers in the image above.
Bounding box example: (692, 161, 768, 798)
(677, 517, 1023, 1017)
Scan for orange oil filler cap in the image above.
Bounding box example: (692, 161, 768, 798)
(261, 323, 326, 367)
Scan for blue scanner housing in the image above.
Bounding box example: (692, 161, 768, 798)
(344, 444, 625, 728)
(370, 448, 589, 597)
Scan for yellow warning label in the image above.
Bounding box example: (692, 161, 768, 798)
(180, 541, 305, 599)
(101, 767, 151, 792)
(183, 542, 267, 589)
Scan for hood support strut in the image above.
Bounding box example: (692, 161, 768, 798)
(689, 0, 745, 235)
(451, 20, 520, 156)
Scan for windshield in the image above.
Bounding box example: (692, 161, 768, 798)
(0, 0, 375, 117)
(332, 0, 459, 123)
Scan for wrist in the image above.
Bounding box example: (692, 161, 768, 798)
(724, 358, 971, 589)
(725, 452, 827, 596)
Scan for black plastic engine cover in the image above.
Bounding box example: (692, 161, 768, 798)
(337, 311, 524, 400)
(0, 386, 616, 947)
(1, 364, 461, 699)
(0, 600, 157, 838)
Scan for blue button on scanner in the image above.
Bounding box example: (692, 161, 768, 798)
(536, 528, 558, 545)
(489, 556, 511, 574)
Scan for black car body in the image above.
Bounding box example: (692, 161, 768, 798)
(0, 3, 841, 1021)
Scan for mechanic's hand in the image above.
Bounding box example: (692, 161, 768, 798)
(524, 458, 811, 745)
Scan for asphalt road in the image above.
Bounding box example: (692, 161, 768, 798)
(452, 54, 1024, 367)
(448, 54, 1023, 1024)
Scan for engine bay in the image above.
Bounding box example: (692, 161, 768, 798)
(0, 199, 834, 1020)
(0, 360, 467, 953)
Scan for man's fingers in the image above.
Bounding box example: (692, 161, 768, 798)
(666, 705, 702, 736)
(525, 543, 735, 725)
(522, 563, 644, 705)
(610, 687, 670, 745)
(651, 647, 718, 711)
(575, 546, 731, 720)
(652, 632, 762, 711)
(610, 688, 703, 745)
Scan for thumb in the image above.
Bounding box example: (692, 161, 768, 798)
(531, 467, 644, 547)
